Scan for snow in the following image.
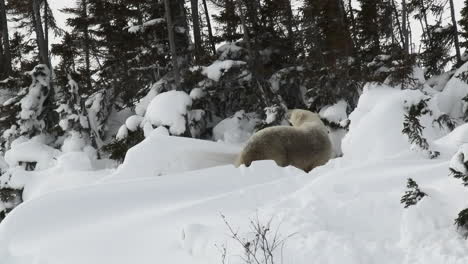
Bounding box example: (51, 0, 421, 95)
(128, 18, 165, 33)
(135, 82, 164, 116)
(145, 90, 192, 135)
(61, 132, 87, 153)
(189, 88, 205, 100)
(112, 133, 240, 179)
(20, 65, 50, 124)
(152, 126, 169, 136)
(449, 144, 468, 174)
(436, 62, 468, 119)
(212, 110, 260, 144)
(4, 81, 468, 263)
(201, 60, 246, 81)
(2, 140, 468, 264)
(342, 83, 446, 162)
(319, 100, 348, 124)
(4, 139, 60, 170)
(264, 106, 280, 124)
(217, 42, 244, 60)
(116, 125, 129, 140)
(435, 124, 468, 153)
(269, 66, 304, 93)
(125, 115, 144, 132)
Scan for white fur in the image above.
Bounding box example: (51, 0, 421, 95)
(236, 109, 333, 172)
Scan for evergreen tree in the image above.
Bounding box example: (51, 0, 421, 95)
(301, 0, 360, 111)
(401, 178, 427, 208)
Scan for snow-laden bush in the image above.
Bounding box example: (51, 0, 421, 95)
(85, 89, 112, 148)
(436, 62, 468, 120)
(18, 65, 52, 137)
(342, 83, 448, 162)
(104, 90, 195, 162)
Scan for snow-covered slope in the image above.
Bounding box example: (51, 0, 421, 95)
(1, 86, 468, 264)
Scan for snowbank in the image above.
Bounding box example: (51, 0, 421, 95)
(111, 132, 241, 180)
(2, 149, 468, 264)
(342, 83, 446, 162)
(435, 124, 468, 155)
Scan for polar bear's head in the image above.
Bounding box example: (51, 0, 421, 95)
(287, 109, 324, 128)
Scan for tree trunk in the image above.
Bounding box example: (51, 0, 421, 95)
(191, 0, 203, 62)
(82, 0, 92, 92)
(391, 0, 405, 47)
(236, 0, 254, 71)
(202, 0, 216, 55)
(32, 0, 49, 65)
(44, 0, 49, 49)
(419, 0, 431, 42)
(402, 0, 409, 54)
(449, 0, 462, 65)
(164, 0, 181, 88)
(0, 0, 11, 76)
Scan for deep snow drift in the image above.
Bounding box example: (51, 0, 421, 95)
(1, 85, 468, 264)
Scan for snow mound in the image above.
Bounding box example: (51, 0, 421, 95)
(435, 124, 468, 155)
(145, 90, 192, 135)
(342, 83, 444, 162)
(448, 144, 468, 174)
(111, 132, 241, 180)
(342, 84, 407, 161)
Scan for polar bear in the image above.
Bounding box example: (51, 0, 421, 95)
(235, 109, 332, 172)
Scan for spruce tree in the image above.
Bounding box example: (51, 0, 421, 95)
(401, 178, 427, 208)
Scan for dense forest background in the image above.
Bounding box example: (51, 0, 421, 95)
(0, 0, 467, 160)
